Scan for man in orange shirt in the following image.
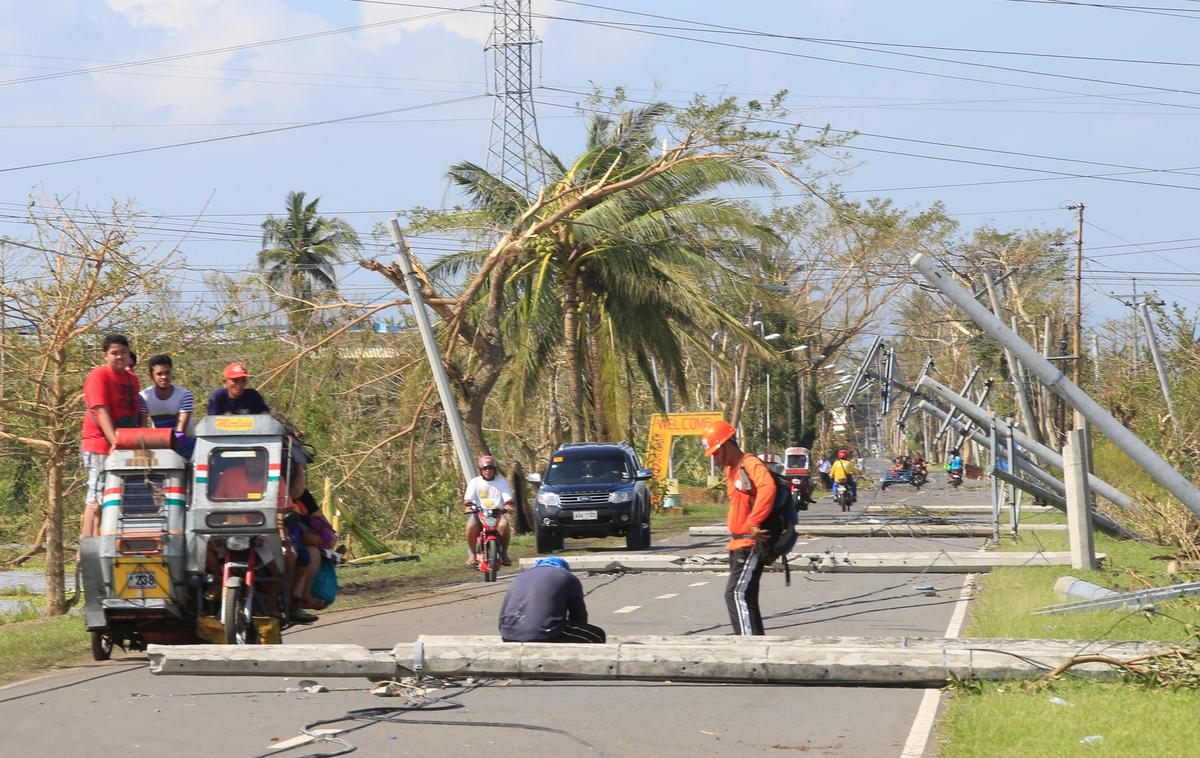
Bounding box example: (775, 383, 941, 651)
(702, 420, 774, 636)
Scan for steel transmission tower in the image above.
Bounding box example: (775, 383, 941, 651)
(485, 0, 544, 196)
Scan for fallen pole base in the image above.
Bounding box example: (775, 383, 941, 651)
(147, 635, 1189, 687)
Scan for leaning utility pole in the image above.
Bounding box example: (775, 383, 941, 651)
(485, 0, 544, 196)
(388, 220, 475, 482)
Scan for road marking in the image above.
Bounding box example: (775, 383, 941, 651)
(688, 581, 709, 587)
(655, 593, 678, 599)
(900, 574, 975, 758)
(613, 605, 642, 614)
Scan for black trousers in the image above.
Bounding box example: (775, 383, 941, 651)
(547, 622, 606, 643)
(725, 547, 765, 636)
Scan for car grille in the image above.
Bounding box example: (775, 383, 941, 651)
(558, 490, 611, 507)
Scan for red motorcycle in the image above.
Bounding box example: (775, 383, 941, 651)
(471, 504, 505, 582)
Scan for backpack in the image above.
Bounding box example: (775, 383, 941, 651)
(737, 460, 800, 585)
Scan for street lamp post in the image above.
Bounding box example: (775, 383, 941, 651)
(752, 321, 781, 454)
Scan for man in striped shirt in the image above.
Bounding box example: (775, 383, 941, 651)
(140, 354, 195, 435)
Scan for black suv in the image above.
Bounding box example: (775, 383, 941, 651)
(528, 442, 653, 553)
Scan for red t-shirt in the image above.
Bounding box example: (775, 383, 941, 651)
(81, 366, 141, 454)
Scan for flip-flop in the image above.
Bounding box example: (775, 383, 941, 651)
(467, 558, 478, 567)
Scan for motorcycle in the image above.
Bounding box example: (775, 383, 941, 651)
(947, 469, 963, 488)
(471, 504, 505, 582)
(833, 480, 853, 512)
(910, 463, 928, 489)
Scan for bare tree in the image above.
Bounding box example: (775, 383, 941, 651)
(0, 200, 173, 614)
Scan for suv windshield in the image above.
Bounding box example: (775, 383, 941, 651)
(545, 453, 632, 485)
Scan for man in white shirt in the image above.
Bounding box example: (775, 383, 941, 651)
(140, 354, 195, 435)
(464, 455, 515, 567)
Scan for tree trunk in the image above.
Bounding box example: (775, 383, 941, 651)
(729, 343, 751, 431)
(44, 444, 66, 615)
(561, 271, 587, 442)
(800, 368, 823, 449)
(586, 309, 610, 441)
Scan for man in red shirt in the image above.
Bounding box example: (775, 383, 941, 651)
(702, 420, 774, 636)
(80, 334, 142, 540)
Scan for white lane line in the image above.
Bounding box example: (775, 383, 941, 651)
(655, 593, 679, 599)
(688, 581, 709, 587)
(613, 605, 642, 614)
(899, 574, 975, 758)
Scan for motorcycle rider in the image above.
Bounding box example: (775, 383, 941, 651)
(464, 455, 515, 567)
(947, 448, 964, 483)
(830, 449, 858, 502)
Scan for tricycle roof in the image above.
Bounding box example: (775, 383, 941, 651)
(195, 414, 287, 437)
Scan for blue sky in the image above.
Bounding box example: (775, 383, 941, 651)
(3, 0, 1199, 330)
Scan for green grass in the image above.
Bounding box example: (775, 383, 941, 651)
(939, 680, 1200, 758)
(941, 526, 1200, 756)
(0, 497, 723, 686)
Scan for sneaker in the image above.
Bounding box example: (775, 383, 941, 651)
(289, 608, 319, 624)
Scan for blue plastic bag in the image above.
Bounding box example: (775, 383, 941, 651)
(311, 559, 338, 605)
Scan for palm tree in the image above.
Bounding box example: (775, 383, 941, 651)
(259, 191, 361, 332)
(427, 103, 778, 442)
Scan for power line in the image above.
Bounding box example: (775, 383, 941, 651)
(0, 6, 471, 88)
(0, 95, 487, 174)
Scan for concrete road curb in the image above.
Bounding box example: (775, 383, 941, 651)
(148, 635, 1186, 686)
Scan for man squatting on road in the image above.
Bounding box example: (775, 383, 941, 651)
(703, 420, 775, 636)
(499, 557, 606, 643)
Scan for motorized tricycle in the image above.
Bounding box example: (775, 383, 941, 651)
(80, 428, 191, 659)
(82, 415, 315, 657)
(783, 446, 814, 505)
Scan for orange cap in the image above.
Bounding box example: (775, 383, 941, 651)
(223, 361, 250, 380)
(701, 420, 736, 456)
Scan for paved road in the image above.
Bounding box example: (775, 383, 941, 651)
(1, 466, 993, 757)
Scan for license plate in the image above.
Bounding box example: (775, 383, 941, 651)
(125, 572, 157, 590)
(572, 510, 598, 521)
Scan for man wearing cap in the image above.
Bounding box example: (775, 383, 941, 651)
(207, 361, 270, 416)
(701, 419, 774, 636)
(464, 455, 515, 567)
(499, 557, 605, 643)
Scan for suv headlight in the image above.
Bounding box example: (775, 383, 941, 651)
(608, 490, 634, 504)
(537, 491, 560, 508)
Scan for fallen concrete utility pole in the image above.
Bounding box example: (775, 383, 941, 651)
(865, 504, 1055, 515)
(919, 401, 1137, 540)
(1034, 580, 1200, 615)
(147, 635, 1187, 686)
(517, 551, 1099, 574)
(690, 524, 1067, 538)
(917, 401, 1068, 500)
(912, 252, 1200, 517)
(917, 376, 1133, 510)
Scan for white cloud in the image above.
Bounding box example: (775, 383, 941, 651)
(355, 2, 549, 50)
(106, 0, 224, 31)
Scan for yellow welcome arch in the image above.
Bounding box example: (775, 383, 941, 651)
(644, 412, 727, 499)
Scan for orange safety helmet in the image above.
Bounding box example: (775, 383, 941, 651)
(837, 449, 849, 459)
(701, 420, 737, 456)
